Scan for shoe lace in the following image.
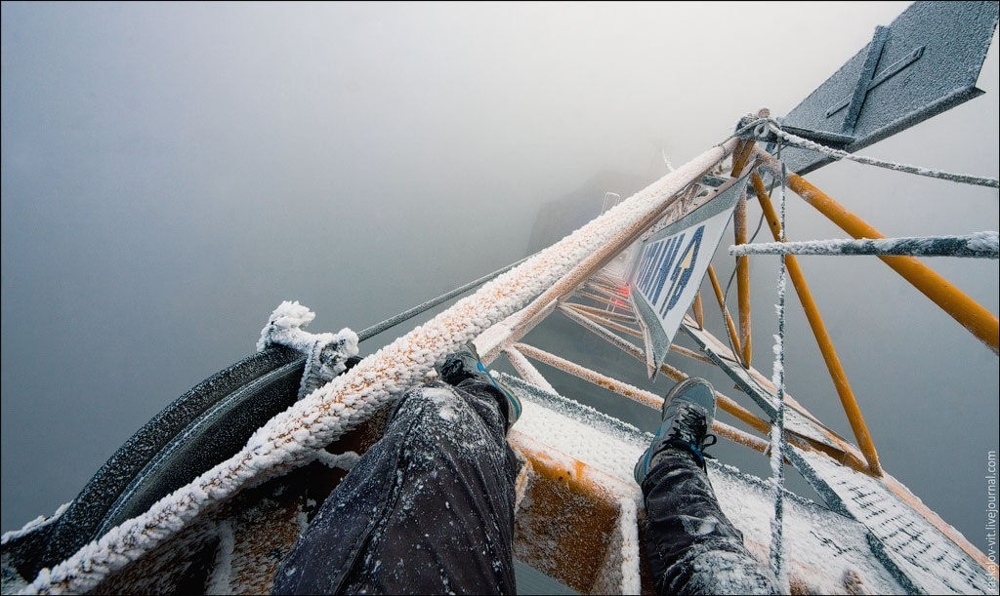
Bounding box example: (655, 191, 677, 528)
(663, 404, 717, 469)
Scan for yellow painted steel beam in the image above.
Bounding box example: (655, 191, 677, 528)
(563, 303, 644, 340)
(730, 139, 756, 178)
(706, 265, 746, 366)
(669, 343, 715, 365)
(693, 290, 705, 329)
(786, 172, 1000, 355)
(734, 192, 753, 367)
(751, 172, 883, 476)
(553, 305, 869, 470)
(566, 302, 637, 324)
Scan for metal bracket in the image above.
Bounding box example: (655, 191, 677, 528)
(826, 34, 926, 128)
(775, 1, 998, 175)
(836, 26, 890, 134)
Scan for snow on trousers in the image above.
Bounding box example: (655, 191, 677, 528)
(271, 380, 519, 595)
(641, 451, 781, 595)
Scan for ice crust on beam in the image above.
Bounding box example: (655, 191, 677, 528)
(257, 301, 360, 400)
(792, 448, 995, 594)
(23, 143, 737, 594)
(730, 231, 999, 259)
(503, 374, 907, 595)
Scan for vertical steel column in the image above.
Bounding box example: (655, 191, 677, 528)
(734, 192, 753, 367)
(693, 291, 705, 329)
(731, 139, 755, 367)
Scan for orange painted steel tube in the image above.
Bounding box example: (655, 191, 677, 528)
(563, 303, 644, 340)
(751, 173, 883, 476)
(730, 139, 755, 178)
(787, 173, 999, 355)
(568, 302, 636, 324)
(706, 265, 745, 364)
(669, 343, 714, 365)
(734, 193, 753, 367)
(717, 394, 772, 437)
(513, 342, 664, 411)
(693, 291, 705, 329)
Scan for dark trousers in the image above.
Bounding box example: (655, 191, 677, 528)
(273, 382, 777, 595)
(272, 381, 518, 595)
(641, 451, 780, 595)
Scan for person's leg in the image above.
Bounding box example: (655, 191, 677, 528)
(635, 378, 779, 596)
(273, 348, 520, 595)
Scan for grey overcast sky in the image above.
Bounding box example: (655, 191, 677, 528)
(2, 0, 997, 560)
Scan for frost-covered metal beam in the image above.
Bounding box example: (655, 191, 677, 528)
(503, 345, 558, 396)
(558, 303, 766, 435)
(511, 341, 770, 453)
(560, 301, 710, 364)
(705, 264, 746, 367)
(759, 153, 1000, 355)
(564, 302, 636, 325)
(513, 341, 663, 411)
(25, 140, 738, 594)
(562, 303, 643, 339)
(729, 232, 999, 259)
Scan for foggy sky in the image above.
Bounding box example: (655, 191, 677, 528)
(2, 0, 997, 562)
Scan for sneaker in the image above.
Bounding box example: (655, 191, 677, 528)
(437, 342, 522, 430)
(634, 377, 718, 485)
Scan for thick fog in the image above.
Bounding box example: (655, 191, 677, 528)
(2, 1, 997, 562)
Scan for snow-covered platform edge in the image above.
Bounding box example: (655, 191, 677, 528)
(501, 374, 908, 595)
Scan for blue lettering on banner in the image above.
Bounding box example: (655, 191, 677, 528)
(660, 225, 704, 316)
(636, 247, 649, 289)
(650, 234, 683, 306)
(638, 245, 653, 290)
(637, 244, 655, 292)
(642, 243, 665, 292)
(627, 169, 749, 378)
(634, 226, 706, 319)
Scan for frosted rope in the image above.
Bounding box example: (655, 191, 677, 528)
(767, 122, 999, 189)
(768, 152, 790, 592)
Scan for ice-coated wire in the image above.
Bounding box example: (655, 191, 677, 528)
(766, 122, 999, 189)
(768, 141, 790, 593)
(357, 256, 531, 342)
